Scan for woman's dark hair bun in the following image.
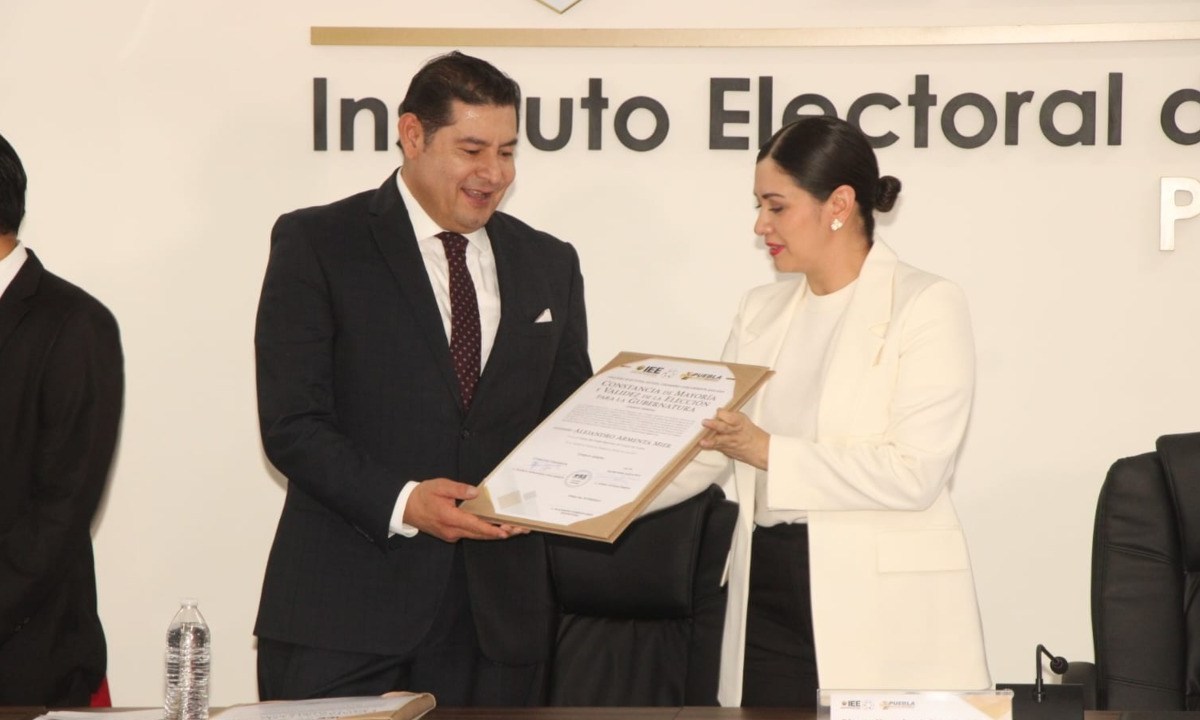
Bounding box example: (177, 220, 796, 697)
(875, 175, 902, 213)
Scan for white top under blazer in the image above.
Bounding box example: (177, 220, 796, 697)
(647, 240, 992, 705)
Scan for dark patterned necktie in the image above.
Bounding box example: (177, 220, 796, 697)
(437, 231, 481, 411)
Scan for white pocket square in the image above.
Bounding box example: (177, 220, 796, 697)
(534, 308, 553, 323)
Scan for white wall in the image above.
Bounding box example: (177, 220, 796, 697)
(2, 0, 1199, 706)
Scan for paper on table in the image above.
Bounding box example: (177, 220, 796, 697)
(38, 711, 164, 720)
(37, 694, 435, 720)
(217, 695, 434, 720)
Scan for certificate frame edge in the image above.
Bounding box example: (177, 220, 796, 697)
(460, 350, 771, 542)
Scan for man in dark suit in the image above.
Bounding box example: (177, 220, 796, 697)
(0, 132, 123, 706)
(253, 52, 591, 705)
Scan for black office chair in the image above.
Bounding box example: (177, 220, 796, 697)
(1064, 432, 1200, 710)
(545, 484, 737, 706)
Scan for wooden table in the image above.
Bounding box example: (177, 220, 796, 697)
(0, 706, 1139, 720)
(2, 708, 815, 720)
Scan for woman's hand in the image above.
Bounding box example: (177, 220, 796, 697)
(698, 409, 770, 470)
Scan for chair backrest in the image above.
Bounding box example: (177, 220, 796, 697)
(1090, 431, 1200, 710)
(545, 485, 737, 706)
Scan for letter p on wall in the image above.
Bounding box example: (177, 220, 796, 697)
(1161, 177, 1200, 251)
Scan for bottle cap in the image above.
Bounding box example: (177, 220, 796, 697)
(180, 598, 199, 607)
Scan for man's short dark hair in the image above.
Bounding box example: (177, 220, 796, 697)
(0, 133, 27, 235)
(399, 51, 522, 141)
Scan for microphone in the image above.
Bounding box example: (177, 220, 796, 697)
(996, 644, 1083, 720)
(1034, 644, 1069, 702)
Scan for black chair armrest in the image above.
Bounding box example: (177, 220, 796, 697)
(1063, 661, 1098, 710)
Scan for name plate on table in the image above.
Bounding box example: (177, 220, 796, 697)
(822, 690, 1014, 720)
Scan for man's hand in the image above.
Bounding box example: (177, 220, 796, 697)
(698, 409, 770, 470)
(403, 478, 530, 542)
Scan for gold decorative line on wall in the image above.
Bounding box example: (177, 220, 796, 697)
(311, 23, 1200, 48)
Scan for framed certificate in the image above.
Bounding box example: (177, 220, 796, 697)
(459, 351, 772, 542)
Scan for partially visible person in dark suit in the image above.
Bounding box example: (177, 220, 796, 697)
(253, 51, 591, 705)
(0, 132, 124, 706)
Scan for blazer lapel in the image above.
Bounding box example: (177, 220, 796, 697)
(470, 216, 548, 414)
(0, 250, 41, 357)
(739, 278, 805, 367)
(367, 172, 463, 409)
(731, 278, 805, 532)
(817, 241, 898, 436)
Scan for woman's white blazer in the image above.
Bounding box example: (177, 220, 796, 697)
(649, 241, 991, 705)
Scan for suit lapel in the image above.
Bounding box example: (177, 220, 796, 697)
(367, 172, 463, 409)
(471, 216, 545, 415)
(483, 218, 518, 365)
(817, 241, 898, 436)
(0, 250, 41, 358)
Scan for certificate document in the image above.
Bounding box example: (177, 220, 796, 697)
(460, 351, 771, 542)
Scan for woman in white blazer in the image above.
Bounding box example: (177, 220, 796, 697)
(647, 115, 990, 707)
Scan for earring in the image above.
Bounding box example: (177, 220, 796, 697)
(831, 218, 844, 232)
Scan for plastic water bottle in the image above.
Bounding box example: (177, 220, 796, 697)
(164, 598, 211, 720)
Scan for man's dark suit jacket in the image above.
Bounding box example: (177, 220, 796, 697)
(253, 173, 591, 674)
(0, 250, 123, 706)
